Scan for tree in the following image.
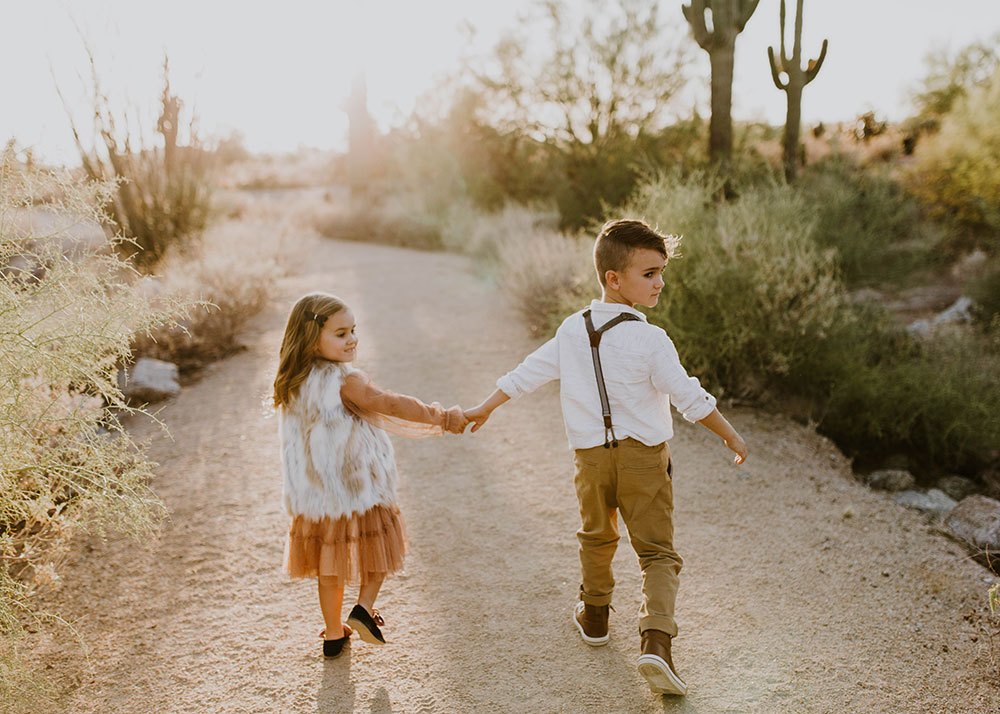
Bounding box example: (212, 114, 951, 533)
(472, 0, 691, 226)
(682, 0, 760, 164)
(767, 0, 828, 181)
(911, 35, 1000, 120)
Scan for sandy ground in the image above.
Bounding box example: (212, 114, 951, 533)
(21, 236, 1000, 714)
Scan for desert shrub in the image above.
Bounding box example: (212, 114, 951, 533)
(66, 57, 214, 270)
(623, 172, 847, 399)
(495, 227, 596, 335)
(798, 159, 940, 286)
(903, 71, 1000, 247)
(311, 191, 444, 251)
(130, 218, 287, 372)
(441, 200, 560, 265)
(0, 150, 175, 688)
(821, 326, 1000, 476)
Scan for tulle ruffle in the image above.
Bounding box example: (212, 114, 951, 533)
(284, 504, 407, 583)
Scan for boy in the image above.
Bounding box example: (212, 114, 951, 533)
(464, 219, 746, 696)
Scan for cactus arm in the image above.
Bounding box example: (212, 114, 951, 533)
(737, 0, 760, 32)
(778, 0, 788, 64)
(767, 45, 788, 90)
(682, 0, 713, 49)
(792, 0, 803, 63)
(805, 39, 829, 83)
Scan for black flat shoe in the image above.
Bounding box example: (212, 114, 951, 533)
(346, 604, 386, 644)
(320, 627, 351, 659)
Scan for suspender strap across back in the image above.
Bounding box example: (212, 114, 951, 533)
(583, 309, 642, 448)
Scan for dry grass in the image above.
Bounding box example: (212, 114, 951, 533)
(496, 224, 596, 335)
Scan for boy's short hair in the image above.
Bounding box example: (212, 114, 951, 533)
(593, 219, 680, 286)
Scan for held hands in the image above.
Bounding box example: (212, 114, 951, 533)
(443, 405, 469, 435)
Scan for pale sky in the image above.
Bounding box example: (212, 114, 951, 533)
(3, 0, 1000, 166)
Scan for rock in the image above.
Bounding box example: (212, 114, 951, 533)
(932, 296, 974, 326)
(893, 489, 958, 519)
(906, 319, 933, 337)
(946, 495, 1000, 568)
(118, 358, 181, 403)
(937, 475, 977, 501)
(865, 469, 915, 492)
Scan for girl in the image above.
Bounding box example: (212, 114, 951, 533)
(273, 292, 467, 658)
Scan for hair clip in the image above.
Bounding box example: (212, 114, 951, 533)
(305, 310, 328, 327)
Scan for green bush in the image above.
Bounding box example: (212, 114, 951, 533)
(821, 327, 1000, 476)
(798, 159, 941, 287)
(623, 172, 847, 399)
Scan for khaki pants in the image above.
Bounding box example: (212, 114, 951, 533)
(573, 437, 681, 636)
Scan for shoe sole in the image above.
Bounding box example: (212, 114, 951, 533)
(637, 654, 687, 696)
(573, 601, 609, 646)
(346, 616, 385, 645)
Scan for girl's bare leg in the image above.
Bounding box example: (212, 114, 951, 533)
(318, 575, 348, 638)
(358, 572, 385, 613)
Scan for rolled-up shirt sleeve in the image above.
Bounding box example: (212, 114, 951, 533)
(649, 331, 716, 422)
(496, 335, 560, 399)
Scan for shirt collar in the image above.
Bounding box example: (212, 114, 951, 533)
(588, 299, 648, 322)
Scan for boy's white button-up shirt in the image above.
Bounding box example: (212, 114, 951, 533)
(496, 300, 717, 450)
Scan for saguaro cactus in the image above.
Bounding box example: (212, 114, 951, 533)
(682, 0, 760, 164)
(346, 71, 375, 195)
(768, 0, 828, 181)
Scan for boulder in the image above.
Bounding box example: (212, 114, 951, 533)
(865, 469, 915, 492)
(946, 495, 1000, 568)
(118, 358, 181, 403)
(933, 296, 974, 326)
(936, 475, 977, 501)
(893, 489, 958, 519)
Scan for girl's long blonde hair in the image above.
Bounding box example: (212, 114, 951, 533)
(273, 292, 348, 408)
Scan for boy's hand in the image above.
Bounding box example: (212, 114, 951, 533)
(463, 404, 492, 433)
(726, 433, 747, 465)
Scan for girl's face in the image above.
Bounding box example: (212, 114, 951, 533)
(314, 308, 357, 362)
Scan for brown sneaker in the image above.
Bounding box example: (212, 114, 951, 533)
(573, 601, 610, 646)
(637, 629, 687, 695)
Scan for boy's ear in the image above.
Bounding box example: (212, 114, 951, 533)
(605, 269, 620, 290)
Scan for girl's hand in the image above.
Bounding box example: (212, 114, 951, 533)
(726, 434, 747, 465)
(443, 405, 469, 434)
(464, 404, 492, 433)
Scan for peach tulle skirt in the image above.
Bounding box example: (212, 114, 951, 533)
(284, 504, 408, 583)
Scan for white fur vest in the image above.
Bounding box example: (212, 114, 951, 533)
(280, 361, 398, 520)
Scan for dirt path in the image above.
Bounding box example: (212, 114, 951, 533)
(24, 236, 1000, 713)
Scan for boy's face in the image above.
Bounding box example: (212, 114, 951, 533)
(315, 308, 358, 362)
(606, 248, 666, 308)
